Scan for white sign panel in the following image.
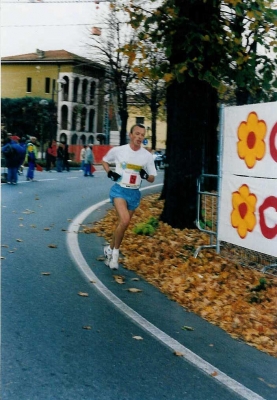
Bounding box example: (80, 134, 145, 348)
(219, 175, 277, 257)
(218, 102, 277, 257)
(222, 102, 277, 178)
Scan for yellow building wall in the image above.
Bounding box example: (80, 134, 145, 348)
(1, 64, 73, 101)
(127, 105, 167, 150)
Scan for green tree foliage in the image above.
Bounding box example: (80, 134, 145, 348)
(129, 54, 167, 150)
(221, 0, 277, 104)
(127, 0, 277, 103)
(1, 97, 57, 146)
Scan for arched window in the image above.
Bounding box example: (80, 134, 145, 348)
(62, 76, 69, 101)
(90, 82, 96, 105)
(80, 107, 87, 132)
(88, 109, 95, 132)
(88, 135, 94, 144)
(72, 106, 78, 131)
(82, 79, 88, 104)
(73, 77, 80, 103)
(60, 133, 67, 144)
(61, 105, 68, 130)
(80, 134, 86, 145)
(71, 134, 78, 145)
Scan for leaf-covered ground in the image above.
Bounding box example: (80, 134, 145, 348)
(85, 194, 277, 358)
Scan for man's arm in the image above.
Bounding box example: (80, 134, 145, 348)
(102, 160, 110, 174)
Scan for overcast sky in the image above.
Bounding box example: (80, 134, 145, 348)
(1, 0, 109, 58)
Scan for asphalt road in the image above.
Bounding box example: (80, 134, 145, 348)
(1, 168, 277, 400)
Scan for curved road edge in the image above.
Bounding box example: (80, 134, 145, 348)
(66, 184, 265, 400)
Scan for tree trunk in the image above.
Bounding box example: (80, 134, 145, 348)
(119, 108, 128, 145)
(150, 86, 159, 150)
(160, 77, 218, 229)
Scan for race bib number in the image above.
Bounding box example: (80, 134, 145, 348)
(120, 163, 142, 188)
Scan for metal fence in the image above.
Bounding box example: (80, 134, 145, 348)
(194, 174, 219, 256)
(195, 174, 277, 277)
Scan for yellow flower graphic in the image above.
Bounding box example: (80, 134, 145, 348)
(237, 112, 266, 168)
(231, 184, 257, 239)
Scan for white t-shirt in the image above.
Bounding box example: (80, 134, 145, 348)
(103, 144, 157, 189)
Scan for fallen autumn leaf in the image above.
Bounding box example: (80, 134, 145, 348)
(181, 326, 194, 331)
(78, 292, 89, 297)
(113, 275, 125, 284)
(127, 288, 143, 293)
(84, 193, 277, 358)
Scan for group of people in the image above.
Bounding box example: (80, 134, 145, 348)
(2, 124, 157, 273)
(80, 144, 95, 177)
(46, 141, 70, 173)
(1, 134, 38, 184)
(1, 134, 73, 184)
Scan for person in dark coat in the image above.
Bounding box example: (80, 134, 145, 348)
(63, 144, 70, 172)
(56, 142, 64, 172)
(18, 136, 27, 175)
(2, 136, 26, 184)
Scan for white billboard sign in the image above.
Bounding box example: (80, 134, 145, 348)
(218, 102, 277, 257)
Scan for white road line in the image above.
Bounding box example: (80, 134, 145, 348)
(66, 185, 265, 400)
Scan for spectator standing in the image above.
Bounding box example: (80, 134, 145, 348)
(84, 144, 94, 177)
(46, 142, 54, 171)
(63, 144, 70, 172)
(2, 136, 26, 184)
(18, 136, 27, 175)
(25, 137, 38, 181)
(56, 142, 64, 172)
(80, 145, 87, 171)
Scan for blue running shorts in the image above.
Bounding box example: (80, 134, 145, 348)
(110, 184, 141, 211)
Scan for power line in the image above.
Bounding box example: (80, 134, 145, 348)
(2, 22, 109, 27)
(2, 0, 110, 3)
(2, 23, 97, 27)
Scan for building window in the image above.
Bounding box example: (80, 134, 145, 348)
(136, 117, 144, 125)
(89, 109, 95, 132)
(52, 79, 56, 95)
(61, 105, 68, 130)
(45, 78, 51, 94)
(27, 77, 32, 93)
(90, 82, 96, 105)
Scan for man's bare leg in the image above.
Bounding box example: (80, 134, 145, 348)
(107, 198, 135, 269)
(111, 197, 135, 249)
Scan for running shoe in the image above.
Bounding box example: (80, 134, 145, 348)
(109, 251, 119, 270)
(104, 246, 112, 267)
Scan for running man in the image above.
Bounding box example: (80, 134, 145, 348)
(102, 124, 157, 269)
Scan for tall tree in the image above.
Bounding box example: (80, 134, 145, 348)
(125, 0, 277, 228)
(88, 3, 136, 145)
(128, 46, 167, 150)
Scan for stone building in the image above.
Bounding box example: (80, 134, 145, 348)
(1, 49, 119, 145)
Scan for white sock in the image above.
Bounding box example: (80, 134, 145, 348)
(112, 248, 119, 259)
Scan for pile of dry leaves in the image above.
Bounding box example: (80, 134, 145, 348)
(85, 193, 277, 358)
